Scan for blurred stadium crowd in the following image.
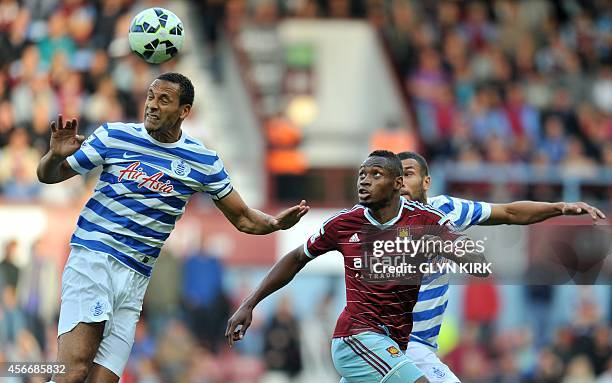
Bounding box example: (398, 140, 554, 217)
(383, 0, 612, 168)
(0, 0, 610, 382)
(2, 0, 611, 204)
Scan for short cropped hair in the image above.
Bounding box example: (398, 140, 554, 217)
(368, 150, 403, 178)
(156, 72, 194, 106)
(397, 151, 429, 177)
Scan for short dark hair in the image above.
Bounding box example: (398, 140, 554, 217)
(368, 150, 402, 178)
(397, 151, 429, 176)
(156, 72, 194, 106)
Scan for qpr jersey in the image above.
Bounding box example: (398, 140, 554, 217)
(66, 122, 233, 277)
(409, 195, 492, 349)
(304, 197, 463, 349)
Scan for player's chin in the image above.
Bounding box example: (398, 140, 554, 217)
(359, 197, 373, 207)
(144, 120, 161, 131)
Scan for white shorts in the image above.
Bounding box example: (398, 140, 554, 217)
(58, 246, 149, 377)
(405, 341, 460, 383)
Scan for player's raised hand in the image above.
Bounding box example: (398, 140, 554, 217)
(49, 114, 85, 158)
(225, 305, 253, 347)
(562, 202, 606, 222)
(273, 200, 310, 230)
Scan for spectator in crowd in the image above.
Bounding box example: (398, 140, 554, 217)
(524, 285, 555, 348)
(155, 320, 197, 382)
(527, 348, 565, 383)
(4, 328, 43, 362)
(37, 11, 76, 69)
(17, 239, 59, 351)
(540, 115, 569, 164)
(0, 128, 41, 198)
(181, 238, 230, 352)
(470, 86, 513, 143)
(261, 295, 302, 383)
(125, 320, 157, 380)
(143, 249, 182, 336)
(445, 322, 493, 381)
(0, 240, 20, 290)
(0, 286, 27, 345)
(562, 355, 597, 383)
(561, 136, 598, 178)
(300, 289, 340, 382)
(463, 280, 500, 346)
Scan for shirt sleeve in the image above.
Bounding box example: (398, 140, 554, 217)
(417, 202, 466, 242)
(198, 155, 233, 200)
(304, 213, 341, 259)
(66, 124, 110, 174)
(429, 195, 492, 231)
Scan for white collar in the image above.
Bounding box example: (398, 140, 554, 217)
(364, 196, 406, 229)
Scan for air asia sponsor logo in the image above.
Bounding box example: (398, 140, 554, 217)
(118, 161, 174, 193)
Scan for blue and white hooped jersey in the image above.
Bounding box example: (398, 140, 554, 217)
(66, 122, 233, 277)
(409, 195, 491, 349)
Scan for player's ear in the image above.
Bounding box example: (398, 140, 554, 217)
(394, 176, 403, 190)
(422, 175, 431, 192)
(179, 104, 191, 120)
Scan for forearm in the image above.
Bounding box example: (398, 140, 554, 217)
(37, 152, 74, 184)
(236, 208, 279, 235)
(488, 201, 564, 225)
(242, 247, 309, 309)
(216, 191, 308, 234)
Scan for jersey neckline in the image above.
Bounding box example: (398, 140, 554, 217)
(363, 196, 406, 228)
(138, 123, 186, 148)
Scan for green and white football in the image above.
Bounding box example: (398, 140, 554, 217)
(128, 7, 184, 64)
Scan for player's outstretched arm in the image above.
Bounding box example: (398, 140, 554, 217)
(484, 201, 606, 225)
(214, 190, 310, 234)
(37, 115, 83, 184)
(225, 245, 312, 346)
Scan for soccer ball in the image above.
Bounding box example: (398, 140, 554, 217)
(128, 7, 184, 64)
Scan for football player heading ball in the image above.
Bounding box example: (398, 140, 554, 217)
(38, 72, 310, 383)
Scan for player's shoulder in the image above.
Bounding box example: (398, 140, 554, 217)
(102, 122, 144, 140)
(327, 205, 366, 222)
(105, 121, 141, 132)
(427, 194, 461, 214)
(404, 198, 447, 221)
(321, 205, 367, 229)
(426, 194, 451, 208)
(428, 194, 490, 212)
(87, 122, 138, 143)
(425, 194, 492, 229)
(180, 132, 220, 158)
(177, 133, 230, 173)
